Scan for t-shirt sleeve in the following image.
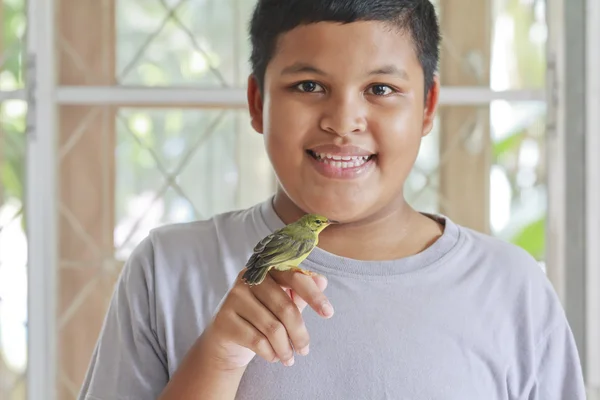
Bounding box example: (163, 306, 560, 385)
(529, 322, 586, 399)
(507, 318, 587, 400)
(77, 236, 169, 400)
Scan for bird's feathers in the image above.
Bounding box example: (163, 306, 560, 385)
(240, 263, 271, 285)
(242, 226, 317, 285)
(246, 229, 316, 271)
(241, 214, 333, 285)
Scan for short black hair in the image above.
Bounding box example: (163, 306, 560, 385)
(248, 0, 440, 97)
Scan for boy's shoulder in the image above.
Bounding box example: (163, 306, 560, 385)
(125, 200, 270, 288)
(450, 219, 564, 327)
(423, 213, 545, 281)
(451, 219, 544, 274)
(148, 204, 260, 251)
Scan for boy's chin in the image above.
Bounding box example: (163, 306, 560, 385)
(299, 195, 377, 224)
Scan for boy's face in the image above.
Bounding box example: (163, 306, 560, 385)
(248, 20, 439, 223)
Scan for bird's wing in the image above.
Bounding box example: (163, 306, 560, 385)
(252, 229, 285, 253)
(246, 229, 315, 270)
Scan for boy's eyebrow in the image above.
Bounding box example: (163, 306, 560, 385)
(280, 62, 409, 80)
(280, 62, 327, 76)
(369, 65, 410, 80)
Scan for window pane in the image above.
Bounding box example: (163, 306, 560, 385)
(0, 100, 27, 400)
(0, 0, 26, 91)
(115, 107, 273, 259)
(489, 100, 546, 261)
(490, 0, 546, 90)
(406, 101, 547, 262)
(116, 0, 546, 90)
(117, 0, 258, 87)
(1, 1, 27, 398)
(434, 0, 546, 90)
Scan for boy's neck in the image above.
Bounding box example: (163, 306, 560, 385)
(271, 191, 444, 261)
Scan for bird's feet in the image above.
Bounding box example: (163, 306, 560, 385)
(288, 266, 317, 277)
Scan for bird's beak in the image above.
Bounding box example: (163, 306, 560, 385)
(328, 220, 340, 225)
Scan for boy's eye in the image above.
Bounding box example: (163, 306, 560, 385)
(368, 85, 394, 96)
(295, 81, 324, 93)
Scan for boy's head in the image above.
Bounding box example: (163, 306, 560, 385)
(249, 0, 440, 98)
(246, 0, 441, 224)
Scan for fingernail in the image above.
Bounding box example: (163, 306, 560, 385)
(283, 357, 295, 366)
(298, 345, 309, 355)
(271, 357, 279, 363)
(321, 302, 334, 317)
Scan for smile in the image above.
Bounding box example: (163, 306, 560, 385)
(306, 150, 377, 179)
(307, 150, 375, 168)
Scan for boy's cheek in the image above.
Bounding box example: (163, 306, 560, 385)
(264, 107, 317, 141)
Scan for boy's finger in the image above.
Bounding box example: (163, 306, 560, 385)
(272, 271, 333, 318)
(291, 274, 328, 312)
(248, 275, 310, 360)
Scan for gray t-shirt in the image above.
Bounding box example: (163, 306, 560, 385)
(78, 197, 586, 399)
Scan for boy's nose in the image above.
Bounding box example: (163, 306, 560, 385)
(319, 97, 367, 137)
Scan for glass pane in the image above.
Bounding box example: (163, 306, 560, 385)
(490, 0, 546, 90)
(406, 101, 546, 262)
(489, 100, 546, 261)
(0, 0, 26, 91)
(1, 1, 27, 399)
(54, 105, 273, 397)
(405, 119, 440, 215)
(115, 0, 546, 90)
(0, 100, 27, 400)
(115, 108, 273, 260)
(117, 0, 257, 87)
(436, 0, 546, 90)
(114, 104, 546, 263)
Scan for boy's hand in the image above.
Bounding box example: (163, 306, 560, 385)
(198, 268, 333, 371)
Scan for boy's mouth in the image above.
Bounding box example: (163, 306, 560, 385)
(306, 150, 377, 169)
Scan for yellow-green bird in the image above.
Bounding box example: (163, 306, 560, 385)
(242, 214, 337, 285)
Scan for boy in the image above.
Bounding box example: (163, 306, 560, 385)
(78, 0, 586, 399)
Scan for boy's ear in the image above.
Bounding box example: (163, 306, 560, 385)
(247, 75, 264, 134)
(422, 74, 440, 137)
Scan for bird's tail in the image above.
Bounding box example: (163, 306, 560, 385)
(242, 266, 271, 286)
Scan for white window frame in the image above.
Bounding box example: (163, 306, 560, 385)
(545, 0, 600, 396)
(585, 0, 600, 395)
(25, 0, 58, 399)
(51, 86, 544, 106)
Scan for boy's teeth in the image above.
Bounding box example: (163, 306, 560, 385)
(314, 152, 370, 162)
(312, 151, 372, 169)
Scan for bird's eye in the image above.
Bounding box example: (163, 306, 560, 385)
(316, 220, 322, 224)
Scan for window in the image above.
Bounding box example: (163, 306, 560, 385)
(0, 0, 549, 398)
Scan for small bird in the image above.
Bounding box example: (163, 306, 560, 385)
(242, 213, 337, 285)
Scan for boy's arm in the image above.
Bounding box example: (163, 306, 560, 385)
(78, 236, 169, 400)
(158, 332, 246, 400)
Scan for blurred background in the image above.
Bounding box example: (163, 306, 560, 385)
(0, 0, 598, 398)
